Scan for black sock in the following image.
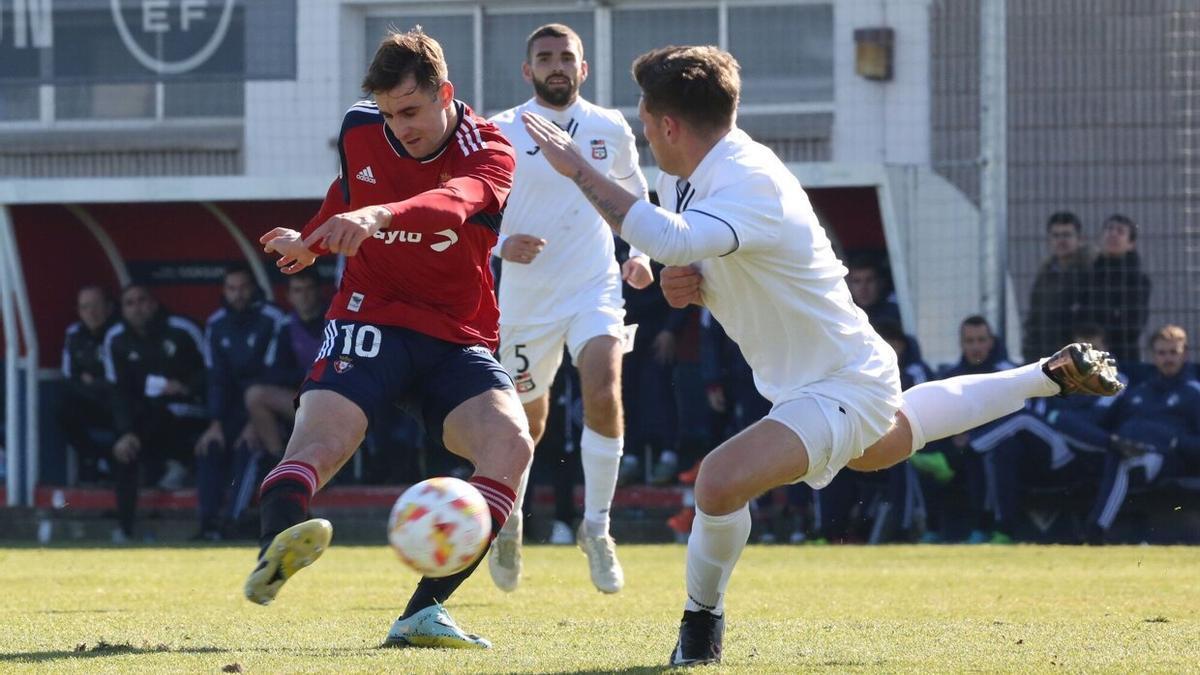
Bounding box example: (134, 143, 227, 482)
(400, 475, 516, 619)
(401, 516, 500, 619)
(256, 461, 319, 556)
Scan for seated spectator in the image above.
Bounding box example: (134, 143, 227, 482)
(102, 284, 208, 541)
(1022, 211, 1091, 362)
(845, 252, 900, 329)
(1066, 324, 1200, 544)
(59, 285, 119, 483)
(1086, 214, 1151, 365)
(244, 268, 328, 460)
(914, 315, 1015, 543)
(194, 264, 287, 539)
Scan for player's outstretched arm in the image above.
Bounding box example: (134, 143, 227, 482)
(523, 111, 638, 232)
(301, 205, 391, 257)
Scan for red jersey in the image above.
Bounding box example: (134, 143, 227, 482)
(301, 100, 516, 349)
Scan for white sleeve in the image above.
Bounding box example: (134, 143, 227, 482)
(620, 171, 783, 265)
(610, 119, 649, 199)
(621, 200, 738, 266)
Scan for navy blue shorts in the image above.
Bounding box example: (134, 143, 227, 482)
(300, 319, 513, 445)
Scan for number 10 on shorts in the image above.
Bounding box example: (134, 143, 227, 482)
(340, 323, 382, 358)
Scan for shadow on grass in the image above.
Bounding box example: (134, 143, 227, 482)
(499, 662, 686, 667)
(0, 643, 228, 662)
(0, 642, 391, 664)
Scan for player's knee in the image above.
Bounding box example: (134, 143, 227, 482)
(693, 461, 748, 516)
(490, 432, 534, 479)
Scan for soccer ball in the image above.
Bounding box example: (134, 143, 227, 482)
(387, 477, 492, 578)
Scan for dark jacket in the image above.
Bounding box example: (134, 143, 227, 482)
(895, 334, 935, 391)
(1057, 370, 1200, 459)
(264, 311, 325, 388)
(204, 301, 287, 420)
(1022, 247, 1091, 361)
(1086, 251, 1151, 364)
(102, 309, 207, 436)
(61, 316, 118, 402)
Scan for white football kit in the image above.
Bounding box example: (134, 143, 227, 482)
(491, 98, 648, 401)
(621, 128, 903, 488)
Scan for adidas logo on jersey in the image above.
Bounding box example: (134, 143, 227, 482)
(356, 166, 377, 184)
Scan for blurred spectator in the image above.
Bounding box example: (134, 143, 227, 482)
(195, 264, 286, 539)
(1022, 211, 1091, 362)
(102, 284, 207, 541)
(619, 259, 689, 485)
(59, 285, 118, 483)
(699, 310, 778, 539)
(700, 309, 770, 449)
(1086, 214, 1151, 364)
(914, 315, 1015, 543)
(1045, 324, 1128, 455)
(870, 319, 934, 541)
(244, 268, 328, 461)
(845, 252, 900, 328)
(1066, 325, 1200, 544)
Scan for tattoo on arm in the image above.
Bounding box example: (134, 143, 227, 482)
(572, 168, 631, 233)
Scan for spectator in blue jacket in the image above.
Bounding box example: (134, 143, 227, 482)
(1071, 324, 1200, 543)
(244, 268, 328, 460)
(193, 264, 286, 539)
(916, 315, 1016, 543)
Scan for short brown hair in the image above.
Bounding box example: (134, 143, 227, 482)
(526, 23, 583, 61)
(362, 27, 448, 94)
(633, 45, 740, 133)
(1150, 324, 1187, 347)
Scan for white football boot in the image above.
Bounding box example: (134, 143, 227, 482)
(487, 513, 522, 592)
(576, 521, 624, 593)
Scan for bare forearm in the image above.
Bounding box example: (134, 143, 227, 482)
(571, 163, 638, 234)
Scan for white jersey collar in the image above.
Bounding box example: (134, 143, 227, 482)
(679, 127, 746, 195)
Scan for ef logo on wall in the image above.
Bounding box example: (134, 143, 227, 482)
(110, 0, 236, 75)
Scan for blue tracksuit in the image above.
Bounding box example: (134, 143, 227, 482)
(1080, 370, 1200, 532)
(200, 300, 286, 530)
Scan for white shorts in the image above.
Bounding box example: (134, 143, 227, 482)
(767, 389, 897, 490)
(499, 303, 626, 403)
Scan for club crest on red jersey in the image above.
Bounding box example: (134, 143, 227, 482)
(333, 356, 354, 374)
(590, 139, 607, 160)
(438, 172, 452, 187)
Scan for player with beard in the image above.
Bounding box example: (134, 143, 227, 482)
(486, 23, 653, 594)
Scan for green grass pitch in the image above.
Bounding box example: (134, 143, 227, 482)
(2, 543, 1198, 673)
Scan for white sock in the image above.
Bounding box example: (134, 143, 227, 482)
(901, 361, 1059, 454)
(684, 504, 751, 615)
(580, 426, 622, 537)
(501, 463, 531, 536)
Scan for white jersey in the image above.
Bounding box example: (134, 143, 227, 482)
(490, 98, 647, 325)
(650, 129, 901, 429)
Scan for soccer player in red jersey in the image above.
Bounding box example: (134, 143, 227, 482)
(243, 28, 533, 650)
